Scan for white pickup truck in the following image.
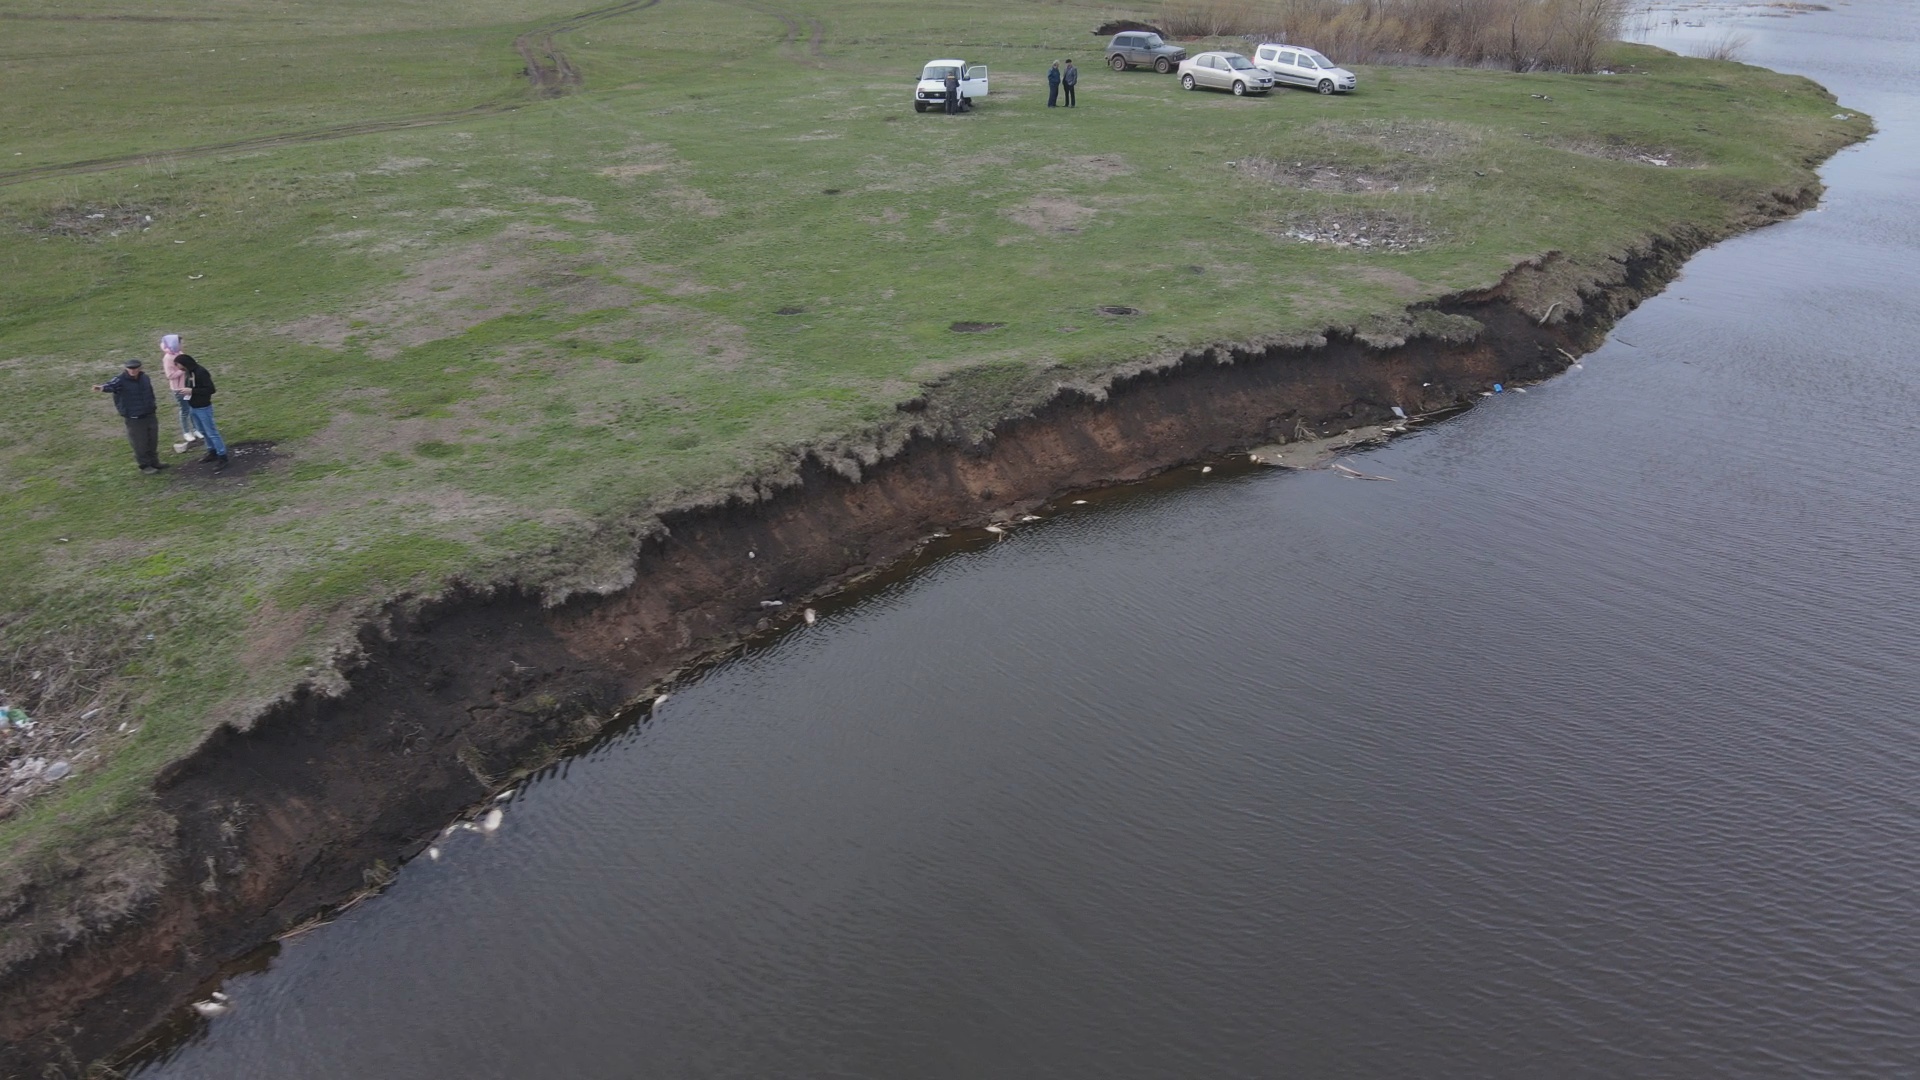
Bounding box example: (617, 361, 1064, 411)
(913, 59, 988, 112)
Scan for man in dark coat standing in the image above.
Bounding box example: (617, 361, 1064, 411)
(943, 68, 961, 114)
(93, 358, 165, 473)
(1062, 59, 1078, 107)
(1047, 61, 1061, 107)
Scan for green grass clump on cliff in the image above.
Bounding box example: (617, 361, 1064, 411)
(0, 0, 1868, 930)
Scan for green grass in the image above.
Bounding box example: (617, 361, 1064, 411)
(0, 0, 1867, 904)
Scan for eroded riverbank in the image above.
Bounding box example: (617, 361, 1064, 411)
(0, 202, 1837, 1073)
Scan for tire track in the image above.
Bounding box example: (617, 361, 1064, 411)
(720, 0, 825, 59)
(0, 0, 658, 189)
(514, 0, 660, 93)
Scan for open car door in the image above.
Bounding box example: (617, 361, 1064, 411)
(963, 65, 989, 101)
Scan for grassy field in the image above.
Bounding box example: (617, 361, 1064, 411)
(0, 0, 1865, 903)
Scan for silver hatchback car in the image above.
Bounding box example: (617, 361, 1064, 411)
(1176, 52, 1275, 96)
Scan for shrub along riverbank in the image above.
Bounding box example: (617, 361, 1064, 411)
(0, 0, 1867, 1060)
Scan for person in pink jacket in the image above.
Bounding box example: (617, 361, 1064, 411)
(160, 333, 203, 449)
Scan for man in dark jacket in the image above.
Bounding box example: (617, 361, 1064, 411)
(1062, 59, 1078, 107)
(93, 358, 165, 473)
(174, 353, 229, 471)
(1047, 61, 1061, 107)
(943, 68, 961, 114)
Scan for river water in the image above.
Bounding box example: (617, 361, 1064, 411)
(133, 5, 1918, 1077)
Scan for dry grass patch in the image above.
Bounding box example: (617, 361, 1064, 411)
(1312, 117, 1489, 158)
(1041, 154, 1134, 182)
(1005, 197, 1098, 233)
(1548, 137, 1702, 168)
(277, 225, 637, 358)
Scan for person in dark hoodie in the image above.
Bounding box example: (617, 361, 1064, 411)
(172, 352, 229, 471)
(93, 357, 165, 473)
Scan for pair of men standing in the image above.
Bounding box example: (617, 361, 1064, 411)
(94, 334, 229, 474)
(1047, 60, 1078, 108)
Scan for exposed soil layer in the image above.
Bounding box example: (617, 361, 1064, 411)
(0, 206, 1813, 1074)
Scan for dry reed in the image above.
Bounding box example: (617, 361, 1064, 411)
(1158, 0, 1629, 73)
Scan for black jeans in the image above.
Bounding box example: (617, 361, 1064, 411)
(123, 412, 160, 469)
(1048, 82, 1059, 106)
(1063, 83, 1076, 107)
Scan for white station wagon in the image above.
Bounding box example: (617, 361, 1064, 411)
(1176, 52, 1275, 96)
(1252, 44, 1358, 94)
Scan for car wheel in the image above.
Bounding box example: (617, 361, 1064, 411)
(1110, 55, 1127, 71)
(1181, 73, 1196, 91)
(1232, 80, 1246, 96)
(1318, 79, 1335, 95)
(913, 101, 927, 112)
(1154, 56, 1172, 74)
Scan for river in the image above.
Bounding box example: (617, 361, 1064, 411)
(132, 3, 1918, 1076)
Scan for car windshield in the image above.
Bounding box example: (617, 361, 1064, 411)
(921, 65, 959, 81)
(1225, 54, 1254, 69)
(1301, 50, 1333, 68)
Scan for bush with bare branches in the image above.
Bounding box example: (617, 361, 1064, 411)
(1159, 0, 1628, 73)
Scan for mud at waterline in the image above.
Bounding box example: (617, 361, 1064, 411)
(0, 218, 1798, 1075)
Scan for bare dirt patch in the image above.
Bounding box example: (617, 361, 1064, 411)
(1005, 197, 1097, 233)
(1269, 208, 1440, 252)
(19, 203, 161, 241)
(1239, 157, 1433, 194)
(169, 441, 279, 487)
(949, 321, 1004, 333)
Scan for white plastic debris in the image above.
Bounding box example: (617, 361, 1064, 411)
(192, 999, 229, 1018)
(1201, 466, 1212, 473)
(803, 608, 818, 625)
(984, 524, 1004, 535)
(1071, 499, 1088, 505)
(45, 761, 73, 781)
(759, 599, 784, 608)
(479, 808, 503, 833)
(427, 846, 442, 861)
(1391, 406, 1407, 419)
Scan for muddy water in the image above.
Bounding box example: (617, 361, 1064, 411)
(133, 6, 1919, 1078)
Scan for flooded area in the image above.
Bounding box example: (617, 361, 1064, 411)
(133, 3, 1918, 1076)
